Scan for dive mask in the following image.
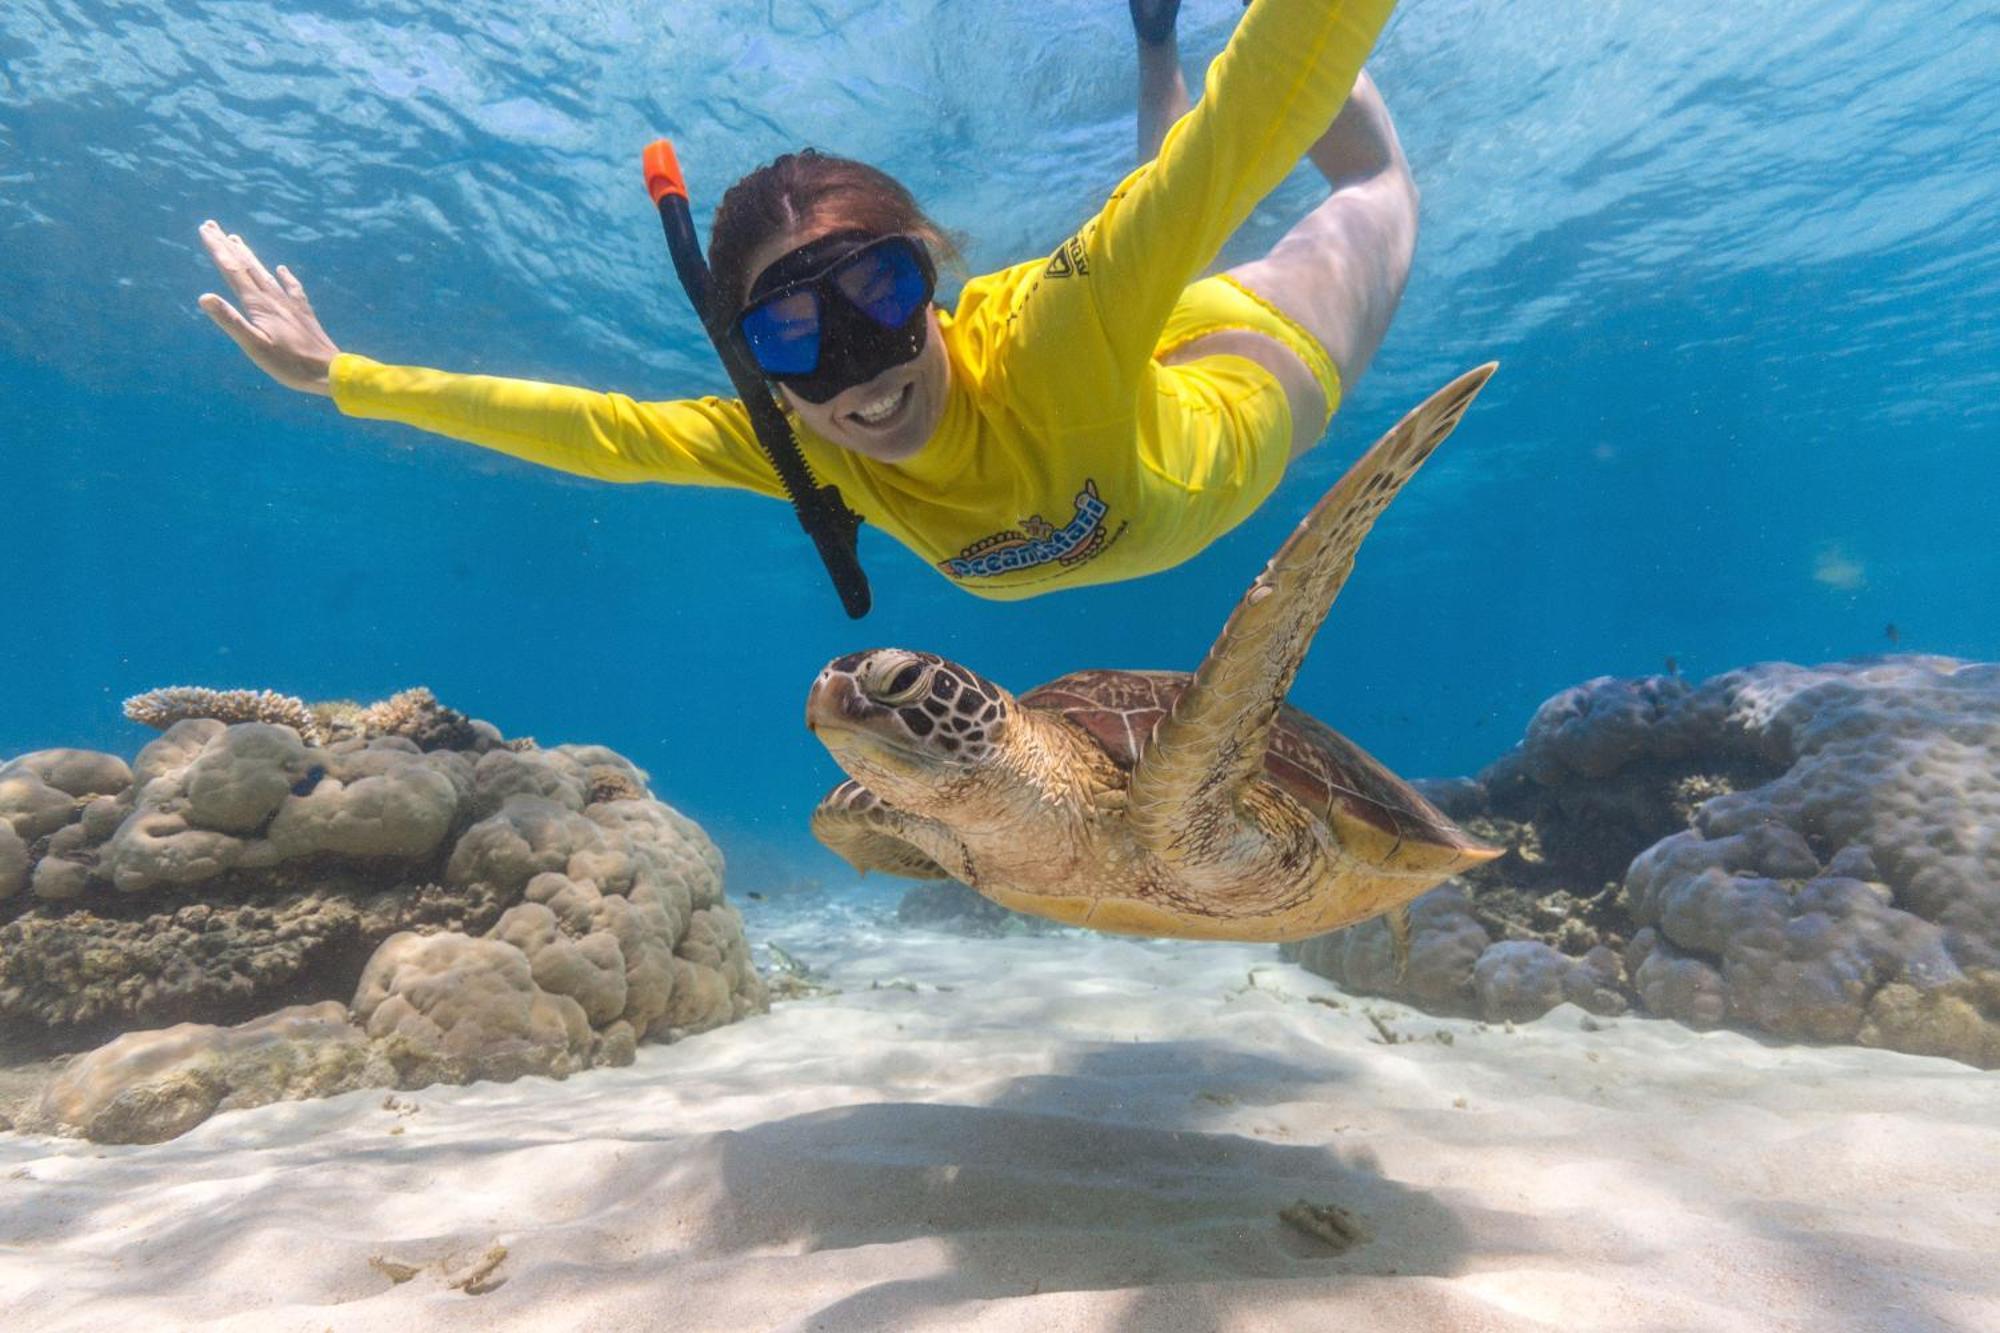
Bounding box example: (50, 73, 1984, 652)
(737, 232, 937, 404)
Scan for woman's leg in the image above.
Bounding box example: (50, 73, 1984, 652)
(1227, 70, 1419, 408)
(1158, 69, 1418, 459)
(1134, 5, 1419, 459)
(1133, 2, 1190, 160)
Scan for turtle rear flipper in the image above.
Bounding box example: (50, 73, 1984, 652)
(811, 780, 963, 880)
(1128, 364, 1498, 860)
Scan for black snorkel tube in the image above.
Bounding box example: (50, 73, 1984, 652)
(643, 140, 872, 619)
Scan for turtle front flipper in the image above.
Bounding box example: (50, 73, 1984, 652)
(1128, 364, 1498, 858)
(811, 779, 964, 880)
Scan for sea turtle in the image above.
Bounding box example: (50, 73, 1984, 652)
(807, 365, 1502, 948)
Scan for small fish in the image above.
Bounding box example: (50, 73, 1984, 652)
(747, 891, 765, 901)
(767, 942, 808, 976)
(1664, 655, 1679, 677)
(1885, 623, 1900, 646)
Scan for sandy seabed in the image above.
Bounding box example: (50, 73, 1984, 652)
(1, 897, 1994, 1332)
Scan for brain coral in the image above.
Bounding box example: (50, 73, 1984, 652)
(1289, 656, 2000, 1067)
(0, 689, 767, 1071)
(21, 1003, 382, 1145)
(353, 932, 593, 1086)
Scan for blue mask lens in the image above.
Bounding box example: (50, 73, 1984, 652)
(834, 240, 930, 329)
(739, 287, 822, 377)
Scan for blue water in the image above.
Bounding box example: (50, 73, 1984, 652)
(4, 0, 1996, 880)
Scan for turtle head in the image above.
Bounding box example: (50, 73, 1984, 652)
(807, 649, 1016, 805)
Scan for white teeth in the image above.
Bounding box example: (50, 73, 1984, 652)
(853, 387, 905, 425)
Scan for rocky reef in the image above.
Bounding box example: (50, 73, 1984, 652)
(1, 687, 766, 1141)
(895, 880, 1063, 937)
(1289, 656, 2000, 1068)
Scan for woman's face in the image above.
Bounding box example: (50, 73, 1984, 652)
(741, 221, 950, 464)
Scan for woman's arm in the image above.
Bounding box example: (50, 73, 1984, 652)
(328, 356, 784, 492)
(196, 222, 783, 495)
(1007, 0, 1398, 393)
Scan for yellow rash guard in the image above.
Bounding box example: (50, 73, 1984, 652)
(331, 0, 1392, 600)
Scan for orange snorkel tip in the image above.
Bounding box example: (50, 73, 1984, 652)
(643, 139, 687, 207)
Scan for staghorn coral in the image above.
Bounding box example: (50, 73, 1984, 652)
(124, 687, 324, 745)
(128, 684, 516, 754)
(1290, 656, 2000, 1067)
(584, 764, 647, 806)
(360, 687, 483, 752)
(308, 699, 369, 744)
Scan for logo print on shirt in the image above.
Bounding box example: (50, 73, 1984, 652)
(940, 480, 1114, 580)
(1044, 235, 1090, 280)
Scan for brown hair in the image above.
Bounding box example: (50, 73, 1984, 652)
(706, 149, 962, 324)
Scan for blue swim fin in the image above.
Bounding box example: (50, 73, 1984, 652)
(1129, 0, 1181, 46)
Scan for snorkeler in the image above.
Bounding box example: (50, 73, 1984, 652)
(199, 0, 1417, 602)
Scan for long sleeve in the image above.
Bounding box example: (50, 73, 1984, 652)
(328, 353, 787, 497)
(1002, 0, 1396, 404)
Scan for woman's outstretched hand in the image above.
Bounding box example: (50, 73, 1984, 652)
(196, 220, 340, 396)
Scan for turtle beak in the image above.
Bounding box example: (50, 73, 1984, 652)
(806, 668, 864, 735)
(805, 667, 936, 786)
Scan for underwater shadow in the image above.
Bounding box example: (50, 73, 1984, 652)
(1713, 1192, 1985, 1331)
(0, 1036, 1585, 1324)
(0, 1124, 582, 1308)
(660, 1038, 1527, 1327)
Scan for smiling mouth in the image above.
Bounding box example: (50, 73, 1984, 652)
(846, 382, 913, 431)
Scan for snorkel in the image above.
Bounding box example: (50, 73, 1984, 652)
(643, 139, 872, 619)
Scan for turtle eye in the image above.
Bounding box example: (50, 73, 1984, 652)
(866, 657, 930, 705)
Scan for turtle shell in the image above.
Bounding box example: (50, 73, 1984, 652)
(1020, 668, 1471, 852)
